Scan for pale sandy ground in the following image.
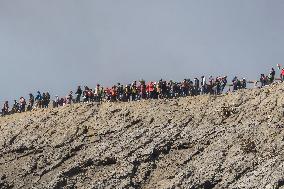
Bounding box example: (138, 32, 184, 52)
(1, 83, 284, 189)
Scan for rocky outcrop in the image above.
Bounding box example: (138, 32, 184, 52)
(1, 83, 284, 189)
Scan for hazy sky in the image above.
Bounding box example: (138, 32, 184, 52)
(0, 0, 284, 102)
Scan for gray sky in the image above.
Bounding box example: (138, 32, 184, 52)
(0, 0, 284, 102)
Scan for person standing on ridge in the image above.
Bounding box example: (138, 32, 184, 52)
(66, 91, 73, 104)
(75, 86, 82, 103)
(12, 100, 19, 113)
(1, 101, 9, 116)
(53, 95, 60, 108)
(94, 84, 101, 102)
(131, 81, 138, 101)
(268, 68, 276, 83)
(281, 68, 284, 81)
(193, 78, 200, 96)
(232, 76, 238, 91)
(46, 92, 51, 108)
(42, 93, 47, 108)
(111, 86, 117, 102)
(19, 97, 26, 112)
(242, 78, 247, 89)
(35, 91, 42, 108)
(29, 93, 34, 108)
(221, 76, 227, 93)
(139, 80, 147, 100)
(200, 76, 207, 94)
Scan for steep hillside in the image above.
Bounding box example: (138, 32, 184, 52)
(1, 83, 284, 189)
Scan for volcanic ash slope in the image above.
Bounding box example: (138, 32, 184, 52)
(1, 84, 284, 189)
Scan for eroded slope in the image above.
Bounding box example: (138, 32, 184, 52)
(1, 84, 284, 189)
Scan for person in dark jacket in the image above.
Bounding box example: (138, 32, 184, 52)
(75, 86, 82, 103)
(42, 93, 47, 108)
(35, 91, 42, 108)
(12, 100, 19, 113)
(1, 101, 9, 116)
(46, 92, 51, 108)
(19, 97, 26, 113)
(29, 93, 34, 108)
(242, 78, 247, 89)
(269, 68, 276, 83)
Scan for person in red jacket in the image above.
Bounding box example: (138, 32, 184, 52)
(281, 68, 284, 81)
(111, 86, 117, 102)
(148, 82, 155, 99)
(139, 81, 147, 100)
(105, 88, 111, 101)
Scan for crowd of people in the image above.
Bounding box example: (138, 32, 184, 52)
(70, 76, 230, 104)
(1, 92, 51, 116)
(1, 66, 284, 116)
